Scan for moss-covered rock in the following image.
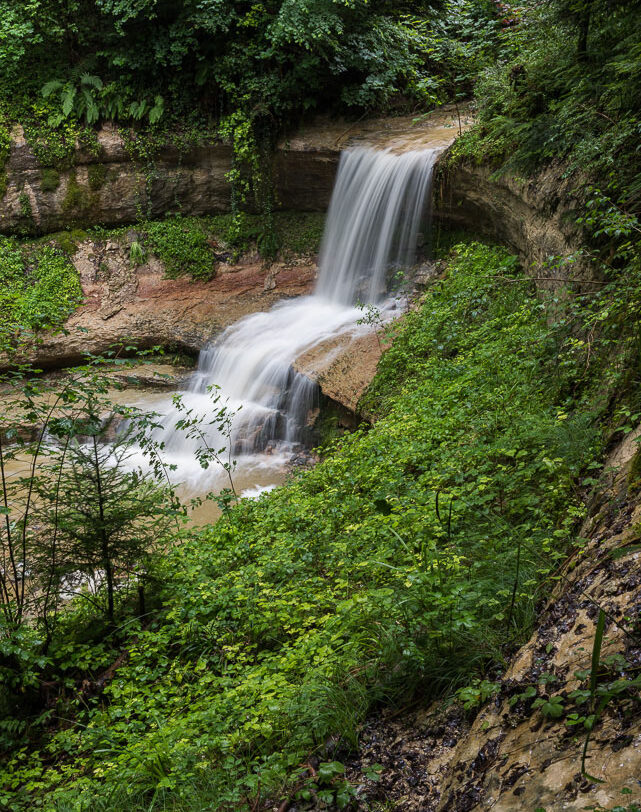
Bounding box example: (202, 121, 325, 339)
(40, 168, 61, 193)
(62, 170, 92, 214)
(53, 228, 89, 255)
(87, 163, 108, 191)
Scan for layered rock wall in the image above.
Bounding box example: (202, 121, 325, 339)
(1, 112, 584, 281)
(434, 162, 584, 276)
(2, 126, 233, 235)
(0, 109, 466, 235)
(0, 125, 343, 235)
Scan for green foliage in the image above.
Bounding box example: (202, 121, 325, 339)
(144, 218, 215, 281)
(21, 103, 100, 170)
(456, 0, 641, 215)
(0, 118, 8, 196)
(0, 0, 492, 131)
(18, 192, 32, 221)
(0, 120, 10, 169)
(0, 238, 83, 331)
(456, 678, 501, 710)
(205, 211, 325, 258)
(0, 0, 504, 226)
(0, 0, 504, 222)
(0, 354, 185, 768)
(273, 212, 326, 257)
(34, 429, 174, 623)
(1, 241, 612, 809)
(122, 212, 326, 279)
(42, 73, 104, 126)
(129, 240, 146, 267)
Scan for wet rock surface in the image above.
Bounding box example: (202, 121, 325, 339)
(436, 162, 586, 284)
(294, 329, 383, 416)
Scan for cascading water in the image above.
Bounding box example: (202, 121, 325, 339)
(146, 146, 438, 492)
(316, 147, 435, 304)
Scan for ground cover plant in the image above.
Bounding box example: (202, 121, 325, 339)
(139, 212, 326, 277)
(0, 236, 82, 335)
(4, 238, 639, 810)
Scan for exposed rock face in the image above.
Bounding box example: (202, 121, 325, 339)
(5, 238, 316, 370)
(2, 124, 234, 234)
(435, 162, 585, 279)
(0, 108, 467, 234)
(294, 329, 383, 415)
(2, 110, 589, 414)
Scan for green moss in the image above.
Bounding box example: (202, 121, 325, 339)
(54, 228, 89, 255)
(61, 170, 93, 215)
(0, 170, 7, 198)
(18, 191, 33, 219)
(87, 162, 108, 191)
(40, 168, 61, 193)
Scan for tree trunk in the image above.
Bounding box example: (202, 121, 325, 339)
(93, 437, 114, 623)
(577, 8, 590, 61)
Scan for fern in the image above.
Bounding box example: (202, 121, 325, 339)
(148, 95, 164, 124)
(80, 73, 103, 90)
(41, 79, 63, 98)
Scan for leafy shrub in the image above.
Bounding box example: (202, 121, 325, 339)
(0, 120, 10, 169)
(144, 217, 215, 280)
(0, 238, 83, 330)
(455, 1, 641, 215)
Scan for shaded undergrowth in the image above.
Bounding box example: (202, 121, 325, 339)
(4, 240, 641, 810)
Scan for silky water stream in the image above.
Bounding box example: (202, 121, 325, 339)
(131, 146, 439, 521)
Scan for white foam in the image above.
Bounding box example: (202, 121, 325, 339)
(131, 147, 438, 493)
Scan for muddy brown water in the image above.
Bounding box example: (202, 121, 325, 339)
(1, 363, 290, 527)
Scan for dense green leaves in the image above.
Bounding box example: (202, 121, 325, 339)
(0, 242, 607, 809)
(452, 0, 641, 215)
(0, 0, 485, 130)
(0, 238, 82, 333)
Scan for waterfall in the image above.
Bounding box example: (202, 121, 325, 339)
(316, 148, 436, 304)
(146, 146, 438, 489)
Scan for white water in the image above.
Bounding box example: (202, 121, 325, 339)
(140, 146, 438, 495)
